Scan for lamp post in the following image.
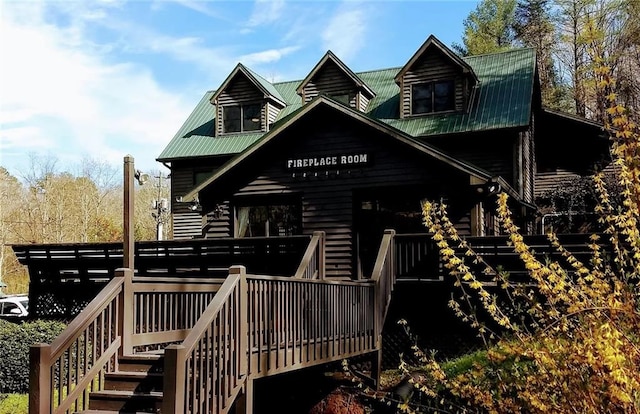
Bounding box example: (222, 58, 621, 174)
(119, 155, 147, 356)
(123, 155, 135, 270)
(151, 173, 169, 241)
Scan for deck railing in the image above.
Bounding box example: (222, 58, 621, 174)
(371, 230, 396, 339)
(163, 262, 379, 414)
(293, 231, 325, 279)
(29, 270, 226, 414)
(394, 232, 603, 282)
(13, 236, 311, 319)
(163, 268, 247, 414)
(247, 274, 375, 377)
(29, 270, 127, 414)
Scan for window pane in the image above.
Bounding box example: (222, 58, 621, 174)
(243, 104, 261, 131)
(434, 80, 455, 111)
(223, 106, 241, 133)
(330, 94, 351, 105)
(236, 203, 301, 237)
(412, 84, 432, 114)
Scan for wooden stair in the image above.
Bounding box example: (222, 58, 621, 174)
(77, 354, 164, 414)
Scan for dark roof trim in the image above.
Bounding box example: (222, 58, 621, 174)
(182, 96, 496, 202)
(541, 107, 604, 130)
(394, 34, 479, 84)
(296, 50, 376, 98)
(211, 63, 286, 107)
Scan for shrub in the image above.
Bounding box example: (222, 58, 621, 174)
(0, 394, 28, 414)
(0, 319, 66, 394)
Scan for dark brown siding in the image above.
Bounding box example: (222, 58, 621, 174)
(426, 131, 517, 186)
(400, 50, 465, 117)
(358, 93, 370, 112)
(521, 119, 535, 203)
(171, 157, 230, 239)
(201, 108, 474, 278)
(203, 202, 231, 238)
(216, 75, 265, 135)
(534, 169, 581, 199)
(303, 62, 358, 109)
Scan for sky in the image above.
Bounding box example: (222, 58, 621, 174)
(0, 0, 480, 179)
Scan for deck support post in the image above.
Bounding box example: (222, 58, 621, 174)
(315, 231, 326, 280)
(163, 344, 186, 414)
(29, 343, 51, 414)
(234, 378, 254, 414)
(116, 267, 134, 356)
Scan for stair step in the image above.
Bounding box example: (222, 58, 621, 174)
(88, 390, 162, 412)
(118, 354, 164, 374)
(104, 371, 164, 392)
(78, 410, 156, 414)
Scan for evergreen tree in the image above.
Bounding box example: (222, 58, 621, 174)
(514, 0, 570, 110)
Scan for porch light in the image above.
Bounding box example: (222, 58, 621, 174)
(189, 197, 201, 212)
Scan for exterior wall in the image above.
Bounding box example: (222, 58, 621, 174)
(215, 75, 266, 135)
(302, 62, 359, 109)
(426, 131, 518, 186)
(200, 108, 476, 278)
(534, 169, 581, 199)
(170, 157, 231, 239)
(400, 50, 466, 118)
(357, 93, 370, 112)
(521, 116, 535, 203)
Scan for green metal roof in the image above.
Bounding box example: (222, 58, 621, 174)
(157, 47, 536, 162)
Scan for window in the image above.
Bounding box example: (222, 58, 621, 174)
(330, 93, 353, 105)
(223, 103, 261, 133)
(236, 203, 301, 237)
(412, 80, 455, 114)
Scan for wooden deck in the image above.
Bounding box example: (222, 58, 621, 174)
(21, 231, 598, 414)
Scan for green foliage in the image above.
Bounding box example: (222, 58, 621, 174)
(0, 319, 66, 394)
(0, 394, 28, 414)
(455, 0, 517, 56)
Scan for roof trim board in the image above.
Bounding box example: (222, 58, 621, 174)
(210, 63, 286, 107)
(295, 50, 376, 98)
(182, 95, 496, 202)
(394, 34, 479, 84)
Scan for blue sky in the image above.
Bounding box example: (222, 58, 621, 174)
(0, 0, 480, 178)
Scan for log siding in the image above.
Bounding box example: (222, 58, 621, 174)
(400, 51, 465, 118)
(202, 111, 474, 278)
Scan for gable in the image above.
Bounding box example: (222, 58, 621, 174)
(297, 51, 375, 111)
(158, 48, 537, 162)
(182, 97, 495, 203)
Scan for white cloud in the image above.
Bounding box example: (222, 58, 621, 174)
(0, 2, 193, 174)
(246, 0, 286, 28)
(322, 2, 369, 61)
(240, 46, 300, 66)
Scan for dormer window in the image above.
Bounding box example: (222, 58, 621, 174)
(223, 103, 261, 133)
(330, 93, 354, 105)
(412, 80, 455, 114)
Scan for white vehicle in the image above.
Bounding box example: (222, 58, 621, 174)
(0, 295, 29, 321)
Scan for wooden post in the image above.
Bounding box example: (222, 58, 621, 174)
(123, 155, 135, 271)
(235, 378, 254, 414)
(163, 344, 186, 414)
(29, 343, 51, 414)
(230, 265, 249, 380)
(115, 268, 134, 356)
(315, 231, 326, 280)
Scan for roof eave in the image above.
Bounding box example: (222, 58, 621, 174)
(182, 96, 493, 202)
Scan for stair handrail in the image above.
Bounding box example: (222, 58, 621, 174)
(293, 231, 325, 279)
(29, 268, 132, 414)
(164, 265, 248, 414)
(371, 229, 396, 339)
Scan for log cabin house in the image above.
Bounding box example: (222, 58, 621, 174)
(158, 34, 608, 279)
(18, 34, 611, 414)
